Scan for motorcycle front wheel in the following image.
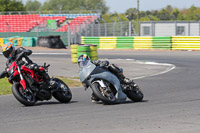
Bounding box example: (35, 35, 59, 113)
(12, 83, 36, 106)
(91, 81, 116, 104)
(125, 84, 144, 102)
(52, 78, 72, 103)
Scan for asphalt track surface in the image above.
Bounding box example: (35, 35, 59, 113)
(0, 49, 200, 133)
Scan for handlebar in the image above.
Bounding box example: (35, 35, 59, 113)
(43, 62, 50, 69)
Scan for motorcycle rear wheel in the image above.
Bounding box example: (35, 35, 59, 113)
(53, 78, 72, 103)
(91, 81, 116, 104)
(12, 83, 36, 106)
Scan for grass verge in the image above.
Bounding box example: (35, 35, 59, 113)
(0, 76, 82, 95)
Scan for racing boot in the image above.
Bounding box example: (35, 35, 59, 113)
(123, 78, 133, 84)
(40, 71, 57, 90)
(118, 72, 132, 84)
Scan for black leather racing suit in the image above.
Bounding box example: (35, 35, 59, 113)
(92, 60, 130, 83)
(6, 47, 50, 81)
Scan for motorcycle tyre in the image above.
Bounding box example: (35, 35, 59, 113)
(53, 78, 72, 103)
(91, 82, 116, 105)
(125, 86, 144, 102)
(12, 83, 36, 106)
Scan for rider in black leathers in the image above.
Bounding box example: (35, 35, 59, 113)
(92, 60, 132, 84)
(2, 43, 55, 90)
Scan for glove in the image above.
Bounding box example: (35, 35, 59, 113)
(101, 61, 109, 66)
(92, 60, 101, 65)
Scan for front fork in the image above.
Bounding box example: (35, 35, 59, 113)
(17, 66, 27, 90)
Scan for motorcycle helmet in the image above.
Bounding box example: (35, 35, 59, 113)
(2, 42, 15, 59)
(77, 54, 90, 67)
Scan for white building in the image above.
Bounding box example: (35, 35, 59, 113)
(140, 21, 200, 36)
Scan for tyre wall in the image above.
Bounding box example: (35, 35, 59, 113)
(71, 44, 98, 64)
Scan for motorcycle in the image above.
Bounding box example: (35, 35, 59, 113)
(78, 57, 144, 104)
(0, 53, 72, 106)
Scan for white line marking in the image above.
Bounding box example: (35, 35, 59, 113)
(116, 58, 176, 79)
(32, 53, 69, 55)
(0, 52, 69, 55)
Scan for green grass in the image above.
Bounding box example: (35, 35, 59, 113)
(0, 78, 12, 95)
(0, 76, 82, 95)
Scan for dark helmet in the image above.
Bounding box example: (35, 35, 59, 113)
(2, 42, 15, 59)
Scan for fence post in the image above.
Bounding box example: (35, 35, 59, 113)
(188, 22, 190, 36)
(88, 19, 94, 36)
(199, 20, 200, 36)
(110, 17, 115, 36)
(101, 18, 107, 36)
(83, 20, 88, 36)
(6, 22, 9, 38)
(175, 20, 177, 36)
(195, 15, 200, 36)
(171, 15, 177, 36)
(67, 21, 71, 46)
(71, 21, 77, 44)
(117, 17, 123, 36)
(148, 16, 154, 36)
(96, 19, 101, 36)
(76, 20, 82, 44)
(128, 21, 131, 36)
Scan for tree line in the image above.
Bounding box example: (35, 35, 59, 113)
(1, 0, 200, 22)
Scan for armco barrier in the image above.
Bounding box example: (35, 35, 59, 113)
(172, 36, 200, 50)
(81, 36, 173, 49)
(117, 37, 133, 49)
(153, 36, 171, 50)
(99, 37, 117, 49)
(81, 37, 100, 48)
(134, 37, 152, 49)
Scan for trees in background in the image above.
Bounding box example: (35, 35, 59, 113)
(40, 0, 109, 14)
(0, 0, 25, 12)
(124, 5, 200, 22)
(25, 0, 41, 11)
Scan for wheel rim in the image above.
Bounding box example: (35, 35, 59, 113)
(98, 83, 115, 101)
(57, 81, 72, 98)
(19, 86, 35, 102)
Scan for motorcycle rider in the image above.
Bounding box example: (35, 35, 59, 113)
(78, 54, 132, 102)
(2, 42, 56, 90)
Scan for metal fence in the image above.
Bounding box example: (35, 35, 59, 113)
(69, 21, 137, 44)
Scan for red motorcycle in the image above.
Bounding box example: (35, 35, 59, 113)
(0, 55, 72, 106)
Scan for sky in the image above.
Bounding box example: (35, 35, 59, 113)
(22, 0, 200, 13)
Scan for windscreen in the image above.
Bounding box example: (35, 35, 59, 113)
(78, 59, 90, 68)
